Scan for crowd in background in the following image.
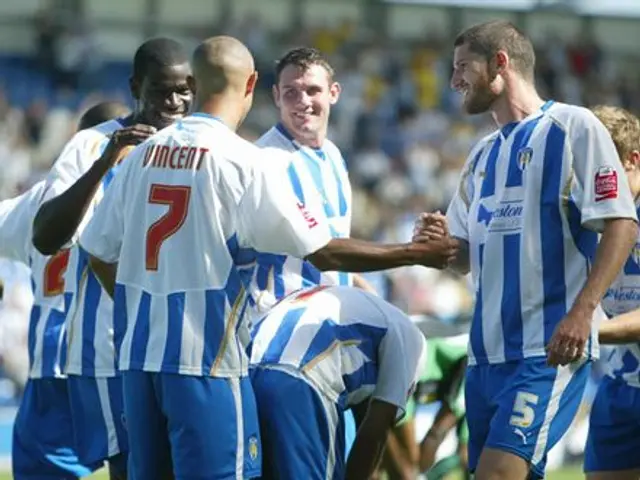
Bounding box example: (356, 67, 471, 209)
(0, 8, 638, 410)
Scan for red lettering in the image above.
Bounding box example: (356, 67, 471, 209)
(168, 146, 181, 169)
(196, 148, 208, 170)
(177, 146, 188, 169)
(185, 147, 196, 170)
(143, 145, 155, 167)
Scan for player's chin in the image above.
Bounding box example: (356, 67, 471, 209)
(154, 112, 185, 129)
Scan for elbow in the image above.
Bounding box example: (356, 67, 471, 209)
(306, 249, 337, 272)
(32, 215, 57, 256)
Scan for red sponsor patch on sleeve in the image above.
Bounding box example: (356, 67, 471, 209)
(595, 166, 618, 202)
(296, 202, 318, 229)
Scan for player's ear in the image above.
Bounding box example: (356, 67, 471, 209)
(246, 70, 258, 97)
(329, 81, 341, 105)
(187, 75, 196, 96)
(129, 76, 141, 101)
(626, 150, 640, 171)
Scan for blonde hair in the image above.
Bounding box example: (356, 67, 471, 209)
(592, 105, 640, 160)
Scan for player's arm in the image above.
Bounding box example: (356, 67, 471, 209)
(33, 124, 155, 255)
(78, 163, 127, 299)
(88, 255, 118, 298)
(239, 164, 458, 271)
(547, 112, 638, 365)
(418, 402, 459, 472)
(346, 399, 399, 480)
(599, 309, 640, 344)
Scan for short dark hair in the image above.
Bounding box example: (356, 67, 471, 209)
(78, 101, 130, 130)
(454, 21, 535, 80)
(132, 37, 189, 80)
(275, 47, 334, 83)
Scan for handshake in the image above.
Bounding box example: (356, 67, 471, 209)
(410, 211, 459, 270)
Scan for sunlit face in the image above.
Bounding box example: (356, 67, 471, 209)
(274, 63, 340, 145)
(451, 43, 500, 115)
(132, 62, 193, 130)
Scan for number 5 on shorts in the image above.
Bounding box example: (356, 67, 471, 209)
(145, 184, 191, 271)
(509, 391, 539, 428)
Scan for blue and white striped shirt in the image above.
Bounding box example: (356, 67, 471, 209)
(41, 118, 124, 377)
(601, 207, 640, 387)
(248, 124, 352, 320)
(79, 114, 333, 377)
(447, 102, 638, 365)
(250, 285, 426, 414)
(0, 182, 71, 378)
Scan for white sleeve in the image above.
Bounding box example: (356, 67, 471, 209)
(238, 162, 332, 258)
(41, 131, 102, 204)
(372, 303, 427, 419)
(446, 151, 479, 241)
(78, 162, 126, 263)
(0, 183, 44, 263)
(571, 111, 638, 232)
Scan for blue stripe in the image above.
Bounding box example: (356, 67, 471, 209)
(471, 244, 487, 361)
(113, 284, 127, 369)
(81, 272, 102, 375)
(58, 292, 73, 374)
(540, 123, 568, 347)
(287, 163, 306, 204)
(301, 261, 322, 286)
(342, 362, 378, 404)
(162, 292, 185, 373)
(261, 307, 306, 363)
(480, 139, 502, 199)
(129, 292, 151, 368)
(227, 234, 256, 266)
(566, 199, 598, 263)
(506, 116, 544, 187)
(501, 233, 524, 359)
(299, 321, 387, 370)
(27, 306, 40, 372)
(326, 153, 348, 216)
(203, 289, 226, 374)
(41, 310, 66, 376)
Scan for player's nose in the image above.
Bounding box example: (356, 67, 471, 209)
(165, 92, 182, 110)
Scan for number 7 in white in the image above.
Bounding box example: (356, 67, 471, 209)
(509, 391, 539, 429)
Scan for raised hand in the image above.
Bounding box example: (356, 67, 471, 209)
(102, 124, 157, 167)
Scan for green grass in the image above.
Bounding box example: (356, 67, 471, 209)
(0, 465, 586, 479)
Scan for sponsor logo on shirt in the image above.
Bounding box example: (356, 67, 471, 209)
(297, 202, 318, 229)
(595, 166, 618, 202)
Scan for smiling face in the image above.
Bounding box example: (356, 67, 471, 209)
(132, 62, 193, 129)
(273, 63, 340, 147)
(451, 43, 503, 115)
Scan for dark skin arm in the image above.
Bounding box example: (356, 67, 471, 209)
(306, 236, 458, 273)
(346, 400, 399, 480)
(88, 256, 118, 298)
(32, 123, 156, 255)
(418, 402, 459, 472)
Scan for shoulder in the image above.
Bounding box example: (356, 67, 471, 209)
(256, 126, 296, 152)
(546, 102, 603, 134)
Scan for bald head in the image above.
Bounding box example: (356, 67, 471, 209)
(192, 36, 255, 96)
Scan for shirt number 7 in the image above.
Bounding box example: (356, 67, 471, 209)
(145, 184, 191, 271)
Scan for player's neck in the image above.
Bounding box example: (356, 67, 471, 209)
(278, 121, 326, 149)
(193, 98, 243, 131)
(490, 79, 544, 127)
